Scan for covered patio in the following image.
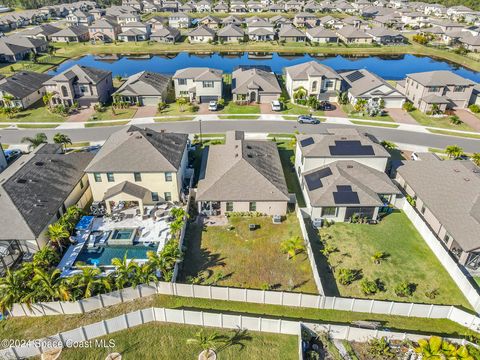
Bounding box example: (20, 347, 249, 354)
(0, 240, 23, 276)
(103, 181, 151, 216)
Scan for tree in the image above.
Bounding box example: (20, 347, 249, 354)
(60, 206, 83, 232)
(360, 278, 379, 295)
(353, 98, 367, 113)
(111, 254, 140, 290)
(472, 153, 480, 167)
(445, 145, 464, 159)
(293, 87, 307, 103)
(157, 101, 167, 112)
(21, 132, 47, 149)
(176, 97, 188, 112)
(402, 101, 415, 112)
(47, 222, 70, 252)
(42, 91, 54, 109)
(338, 92, 349, 105)
(0, 106, 19, 119)
(32, 246, 60, 270)
(380, 141, 396, 150)
(0, 270, 27, 313)
(394, 281, 415, 297)
(53, 133, 72, 153)
(186, 330, 226, 360)
(412, 33, 429, 45)
(414, 336, 457, 359)
(2, 93, 15, 107)
(71, 267, 111, 299)
(367, 337, 395, 359)
(306, 96, 318, 110)
(450, 115, 463, 125)
(280, 236, 305, 260)
(371, 251, 387, 264)
(337, 268, 360, 285)
(429, 103, 443, 115)
(31, 268, 71, 301)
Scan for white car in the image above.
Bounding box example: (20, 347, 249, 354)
(271, 100, 282, 111)
(208, 101, 218, 111)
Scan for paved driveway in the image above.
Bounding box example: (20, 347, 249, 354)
(134, 106, 156, 118)
(454, 109, 480, 131)
(387, 108, 418, 125)
(260, 103, 275, 114)
(67, 107, 95, 122)
(326, 103, 347, 118)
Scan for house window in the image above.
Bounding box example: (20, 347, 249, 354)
(179, 91, 189, 96)
(107, 173, 115, 182)
(203, 81, 214, 88)
(164, 192, 172, 201)
(311, 81, 318, 92)
(80, 179, 84, 189)
(94, 173, 102, 182)
(443, 233, 450, 244)
(151, 192, 159, 202)
(61, 85, 68, 97)
(453, 86, 465, 92)
(165, 172, 173, 182)
(226, 201, 233, 212)
(134, 172, 142, 182)
(321, 207, 337, 217)
(178, 78, 187, 85)
(325, 80, 334, 88)
(249, 202, 256, 211)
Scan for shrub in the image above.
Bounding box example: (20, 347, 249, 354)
(469, 104, 480, 113)
(406, 194, 416, 207)
(367, 337, 395, 358)
(337, 268, 360, 285)
(320, 244, 338, 256)
(394, 281, 415, 297)
(190, 104, 199, 112)
(449, 115, 463, 125)
(360, 278, 379, 295)
(157, 101, 167, 111)
(425, 288, 440, 299)
(402, 101, 416, 112)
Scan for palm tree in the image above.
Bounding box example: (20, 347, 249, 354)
(2, 93, 15, 107)
(0, 270, 26, 312)
(111, 254, 139, 290)
(472, 153, 480, 167)
(380, 141, 397, 150)
(176, 97, 188, 112)
(31, 268, 71, 301)
(353, 98, 368, 114)
(186, 330, 226, 360)
(47, 222, 70, 252)
(72, 267, 111, 298)
(60, 207, 83, 232)
(445, 145, 464, 159)
(53, 133, 72, 153)
(21, 132, 47, 150)
(42, 91, 54, 109)
(414, 336, 473, 360)
(280, 236, 305, 260)
(371, 251, 386, 265)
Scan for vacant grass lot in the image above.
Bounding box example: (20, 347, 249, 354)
(0, 101, 65, 123)
(342, 104, 394, 122)
(157, 102, 197, 116)
(220, 103, 261, 114)
(281, 102, 325, 116)
(410, 110, 473, 131)
(90, 107, 137, 121)
(59, 322, 298, 360)
(180, 214, 317, 294)
(319, 211, 470, 308)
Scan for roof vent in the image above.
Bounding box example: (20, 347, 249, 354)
(464, 178, 470, 182)
(35, 161, 45, 166)
(34, 204, 45, 207)
(235, 153, 239, 157)
(454, 169, 460, 172)
(146, 132, 152, 137)
(347, 165, 354, 168)
(16, 179, 27, 184)
(135, 135, 142, 139)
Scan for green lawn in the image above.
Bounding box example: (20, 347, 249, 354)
(218, 115, 260, 119)
(342, 104, 394, 122)
(180, 214, 318, 294)
(85, 121, 130, 128)
(277, 140, 306, 207)
(59, 322, 298, 360)
(157, 102, 197, 116)
(220, 102, 260, 114)
(350, 120, 400, 128)
(281, 102, 325, 116)
(0, 101, 65, 123)
(427, 128, 480, 139)
(154, 116, 193, 122)
(1, 294, 477, 346)
(16, 124, 59, 128)
(475, 277, 480, 287)
(410, 110, 474, 131)
(90, 107, 137, 121)
(318, 211, 471, 308)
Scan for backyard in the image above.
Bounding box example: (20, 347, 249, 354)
(317, 211, 471, 308)
(59, 322, 298, 360)
(180, 214, 318, 294)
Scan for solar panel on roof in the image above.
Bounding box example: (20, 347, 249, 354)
(300, 137, 314, 147)
(304, 167, 332, 191)
(345, 70, 364, 82)
(333, 191, 360, 204)
(337, 185, 352, 192)
(329, 140, 375, 156)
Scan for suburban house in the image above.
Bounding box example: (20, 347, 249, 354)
(88, 18, 121, 42)
(294, 128, 391, 174)
(217, 24, 245, 43)
(366, 28, 406, 44)
(339, 69, 405, 108)
(85, 126, 189, 214)
(0, 41, 32, 63)
(150, 25, 180, 43)
(0, 143, 94, 253)
(213, 1, 229, 12)
(168, 12, 191, 28)
(396, 159, 480, 269)
(248, 19, 275, 41)
(187, 25, 216, 43)
(43, 65, 113, 107)
(300, 160, 400, 223)
(222, 15, 243, 26)
(278, 25, 306, 42)
(20, 24, 61, 41)
(50, 25, 90, 42)
(113, 71, 170, 106)
(285, 61, 342, 103)
(293, 12, 319, 27)
(306, 27, 339, 43)
(118, 22, 151, 42)
(66, 10, 93, 26)
(196, 131, 290, 216)
(396, 70, 476, 113)
(232, 67, 282, 104)
(172, 67, 223, 103)
(0, 71, 52, 109)
(198, 15, 222, 29)
(336, 26, 373, 44)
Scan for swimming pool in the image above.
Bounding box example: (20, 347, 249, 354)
(74, 244, 157, 266)
(108, 227, 137, 245)
(111, 228, 135, 240)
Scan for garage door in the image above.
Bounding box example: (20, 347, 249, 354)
(383, 98, 404, 108)
(258, 95, 279, 104)
(141, 96, 160, 106)
(199, 96, 218, 103)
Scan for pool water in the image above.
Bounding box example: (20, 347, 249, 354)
(74, 244, 157, 266)
(111, 229, 135, 240)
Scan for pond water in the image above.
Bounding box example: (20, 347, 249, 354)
(50, 52, 480, 82)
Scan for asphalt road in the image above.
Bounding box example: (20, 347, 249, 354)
(1, 120, 480, 153)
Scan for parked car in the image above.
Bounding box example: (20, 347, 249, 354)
(208, 101, 218, 111)
(271, 100, 282, 111)
(319, 101, 332, 111)
(297, 115, 320, 124)
(3, 149, 21, 163)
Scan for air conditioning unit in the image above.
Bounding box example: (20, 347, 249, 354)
(312, 218, 323, 228)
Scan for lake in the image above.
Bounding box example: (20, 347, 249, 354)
(49, 52, 480, 82)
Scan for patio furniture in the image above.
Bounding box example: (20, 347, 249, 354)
(249, 224, 257, 231)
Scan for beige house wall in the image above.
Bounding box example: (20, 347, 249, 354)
(216, 200, 287, 216)
(285, 73, 341, 101)
(174, 78, 223, 101)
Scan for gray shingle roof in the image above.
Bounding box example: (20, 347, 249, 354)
(85, 126, 188, 173)
(0, 144, 94, 239)
(278, 24, 305, 37)
(187, 25, 216, 37)
(103, 180, 149, 200)
(303, 160, 399, 207)
(406, 70, 475, 87)
(339, 69, 403, 98)
(285, 60, 340, 80)
(196, 131, 289, 202)
(114, 71, 170, 97)
(397, 160, 480, 252)
(232, 68, 281, 95)
(45, 64, 111, 86)
(51, 24, 89, 37)
(217, 24, 244, 37)
(307, 27, 338, 39)
(173, 67, 223, 81)
(0, 71, 52, 99)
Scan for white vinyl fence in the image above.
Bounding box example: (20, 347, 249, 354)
(1, 307, 476, 360)
(8, 281, 480, 333)
(402, 201, 480, 313)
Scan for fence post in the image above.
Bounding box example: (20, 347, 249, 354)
(11, 347, 19, 360)
(102, 320, 108, 334)
(350, 298, 355, 311)
(163, 307, 167, 322)
(227, 287, 230, 301)
(244, 288, 247, 302)
(369, 300, 374, 314)
(57, 333, 65, 347)
(239, 314, 243, 329)
(209, 285, 212, 300)
(262, 290, 266, 304)
(81, 326, 88, 341)
(279, 319, 282, 333)
(182, 309, 186, 324)
(124, 313, 129, 328)
(152, 307, 157, 322)
(191, 284, 195, 298)
(201, 311, 204, 326)
(78, 299, 85, 314)
(407, 303, 414, 317)
(299, 293, 302, 307)
(281, 291, 284, 306)
(345, 326, 351, 340)
(388, 301, 394, 315)
(332, 296, 336, 310)
(427, 304, 434, 318)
